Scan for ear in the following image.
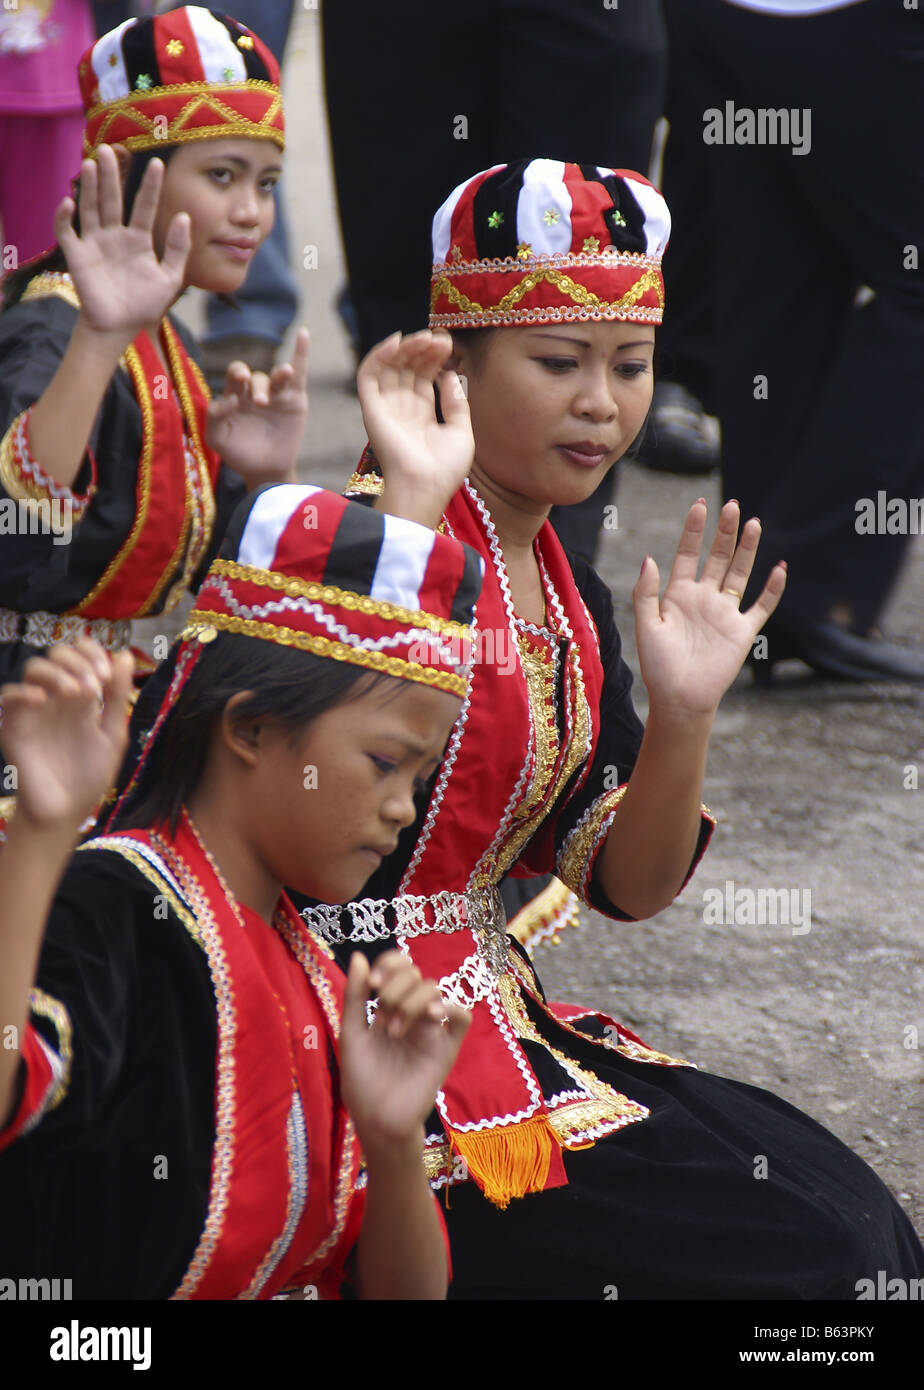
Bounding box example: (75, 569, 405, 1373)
(218, 691, 266, 770)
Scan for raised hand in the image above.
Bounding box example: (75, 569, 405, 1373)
(339, 951, 469, 1157)
(633, 500, 786, 720)
(357, 329, 474, 525)
(205, 327, 310, 487)
(55, 145, 191, 343)
(0, 640, 135, 832)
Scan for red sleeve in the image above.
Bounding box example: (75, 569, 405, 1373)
(0, 1025, 59, 1152)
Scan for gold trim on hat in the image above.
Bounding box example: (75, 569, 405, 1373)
(85, 82, 284, 155)
(430, 264, 663, 321)
(180, 610, 470, 697)
(207, 558, 472, 638)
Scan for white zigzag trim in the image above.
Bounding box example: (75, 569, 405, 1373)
(205, 576, 461, 660)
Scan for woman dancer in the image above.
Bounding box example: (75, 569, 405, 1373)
(0, 484, 480, 1298)
(325, 159, 924, 1298)
(0, 6, 308, 694)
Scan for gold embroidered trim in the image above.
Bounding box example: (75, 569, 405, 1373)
(431, 303, 663, 328)
(557, 783, 629, 898)
(547, 1096, 637, 1144)
(0, 419, 33, 504)
(27, 988, 73, 1112)
(73, 340, 154, 615)
(85, 83, 284, 154)
(78, 838, 206, 948)
(430, 266, 663, 320)
(472, 642, 591, 889)
(0, 411, 89, 514)
(514, 637, 558, 824)
(19, 272, 81, 311)
(433, 249, 662, 277)
(206, 558, 472, 638)
(272, 911, 358, 1274)
(146, 835, 237, 1300)
(345, 470, 384, 496)
(423, 1141, 452, 1181)
(149, 320, 217, 614)
(508, 876, 581, 951)
(601, 1033, 692, 1068)
(495, 971, 648, 1140)
(180, 609, 470, 697)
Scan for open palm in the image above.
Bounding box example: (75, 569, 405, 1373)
(56, 145, 190, 340)
(205, 328, 310, 485)
(634, 500, 786, 718)
(0, 643, 135, 830)
(357, 330, 474, 515)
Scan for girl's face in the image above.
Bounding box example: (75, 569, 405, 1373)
(151, 137, 281, 295)
(454, 320, 655, 513)
(246, 677, 462, 905)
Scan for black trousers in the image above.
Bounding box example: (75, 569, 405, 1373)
(322, 0, 668, 564)
(662, 0, 924, 630)
(322, 0, 666, 355)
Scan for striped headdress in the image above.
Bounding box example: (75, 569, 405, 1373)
(184, 483, 483, 694)
(429, 159, 670, 329)
(78, 6, 284, 157)
(104, 485, 483, 830)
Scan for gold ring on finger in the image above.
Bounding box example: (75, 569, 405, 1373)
(722, 587, 743, 602)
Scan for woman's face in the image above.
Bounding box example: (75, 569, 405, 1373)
(454, 320, 655, 512)
(151, 137, 281, 295)
(248, 677, 462, 905)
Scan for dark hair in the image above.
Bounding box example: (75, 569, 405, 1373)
(118, 632, 394, 834)
(449, 327, 495, 363)
(2, 146, 176, 310)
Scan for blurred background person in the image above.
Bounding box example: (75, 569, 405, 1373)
(661, 0, 924, 683)
(168, 0, 301, 391)
(322, 0, 666, 565)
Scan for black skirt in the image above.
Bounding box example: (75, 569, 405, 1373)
(443, 1004, 924, 1301)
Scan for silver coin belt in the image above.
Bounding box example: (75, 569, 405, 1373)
(300, 888, 510, 1010)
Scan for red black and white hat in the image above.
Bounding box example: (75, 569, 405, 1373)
(429, 159, 670, 329)
(183, 484, 483, 693)
(79, 6, 283, 158)
(104, 485, 483, 830)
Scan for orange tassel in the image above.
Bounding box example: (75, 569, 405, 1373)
(450, 1116, 559, 1209)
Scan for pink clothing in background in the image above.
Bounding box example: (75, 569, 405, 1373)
(0, 0, 94, 262)
(0, 0, 95, 112)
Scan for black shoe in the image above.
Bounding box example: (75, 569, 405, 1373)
(750, 613, 924, 685)
(638, 382, 720, 475)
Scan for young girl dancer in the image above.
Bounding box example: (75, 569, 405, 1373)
(0, 6, 308, 696)
(0, 483, 480, 1299)
(332, 159, 924, 1298)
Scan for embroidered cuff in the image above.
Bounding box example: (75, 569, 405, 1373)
(0, 408, 96, 523)
(344, 468, 384, 497)
(557, 783, 630, 906)
(557, 785, 716, 919)
(0, 1015, 68, 1152)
